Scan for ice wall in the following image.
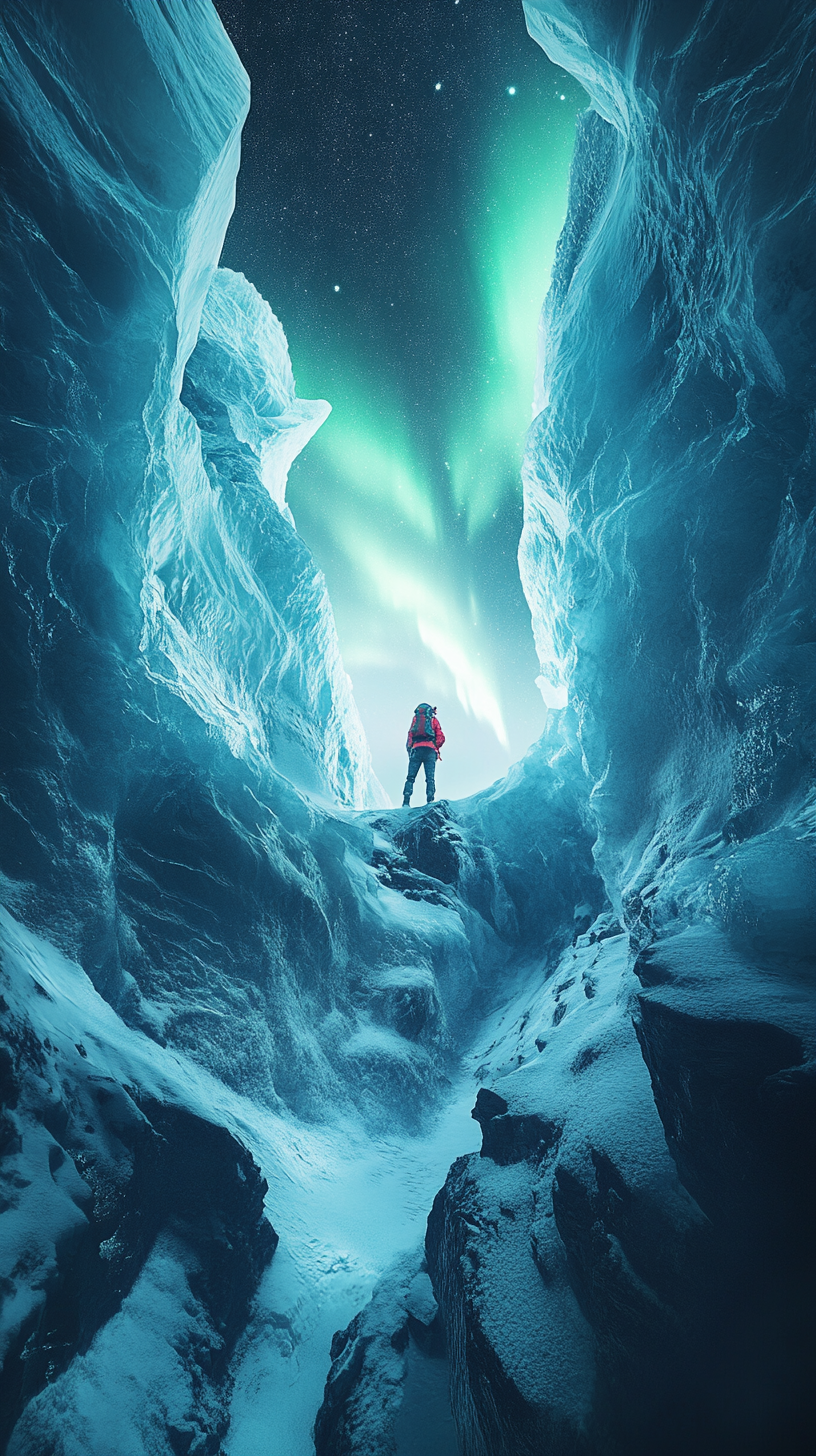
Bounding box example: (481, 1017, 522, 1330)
(150, 264, 379, 806)
(520, 0, 815, 950)
(0, 0, 389, 989)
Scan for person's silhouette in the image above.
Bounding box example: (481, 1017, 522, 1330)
(402, 703, 445, 806)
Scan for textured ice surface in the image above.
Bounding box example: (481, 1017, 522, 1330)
(521, 0, 815, 949)
(151, 264, 379, 805)
(0, 0, 398, 1110)
(0, 0, 381, 987)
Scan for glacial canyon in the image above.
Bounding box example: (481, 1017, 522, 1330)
(0, 1, 813, 1454)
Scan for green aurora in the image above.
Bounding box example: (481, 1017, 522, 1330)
(286, 86, 583, 795)
(218, 0, 586, 799)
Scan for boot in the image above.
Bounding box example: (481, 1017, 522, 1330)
(402, 797, 410, 808)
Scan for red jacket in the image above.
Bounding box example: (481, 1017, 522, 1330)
(407, 710, 445, 756)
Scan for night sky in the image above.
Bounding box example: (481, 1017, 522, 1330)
(213, 0, 585, 802)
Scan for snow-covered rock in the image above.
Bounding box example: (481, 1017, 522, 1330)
(425, 918, 813, 1456)
(0, 910, 276, 1455)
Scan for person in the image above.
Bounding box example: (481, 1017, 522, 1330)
(402, 702, 445, 806)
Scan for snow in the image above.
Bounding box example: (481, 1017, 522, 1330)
(9, 1236, 224, 1456)
(405, 1271, 438, 1327)
(0, 906, 483, 1453)
(224, 1079, 481, 1454)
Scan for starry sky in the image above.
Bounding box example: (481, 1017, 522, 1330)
(214, 0, 585, 803)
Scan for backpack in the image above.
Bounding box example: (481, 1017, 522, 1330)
(411, 704, 435, 743)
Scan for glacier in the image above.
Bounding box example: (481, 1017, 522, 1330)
(0, 1, 814, 1455)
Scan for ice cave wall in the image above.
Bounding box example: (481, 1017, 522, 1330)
(0, 0, 386, 1015)
(521, 0, 815, 950)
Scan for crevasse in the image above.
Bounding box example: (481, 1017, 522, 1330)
(1, 2, 813, 1455)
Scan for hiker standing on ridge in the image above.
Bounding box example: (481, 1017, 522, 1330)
(402, 703, 445, 806)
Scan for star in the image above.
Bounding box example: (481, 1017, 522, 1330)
(334, 284, 340, 292)
(507, 86, 516, 96)
(435, 81, 442, 91)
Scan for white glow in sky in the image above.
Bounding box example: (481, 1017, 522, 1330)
(233, 17, 587, 805)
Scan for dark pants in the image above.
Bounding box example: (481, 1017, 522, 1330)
(403, 746, 437, 804)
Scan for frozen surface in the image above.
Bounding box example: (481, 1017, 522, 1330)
(225, 1090, 480, 1456)
(0, 907, 482, 1455)
(520, 0, 815, 952)
(154, 265, 380, 806)
(0, 0, 382, 1004)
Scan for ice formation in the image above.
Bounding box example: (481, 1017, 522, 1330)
(1, 1, 813, 1455)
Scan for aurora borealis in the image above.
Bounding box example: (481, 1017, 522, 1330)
(215, 0, 585, 800)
